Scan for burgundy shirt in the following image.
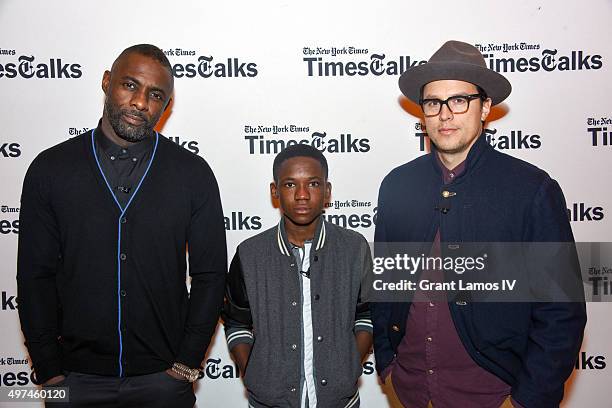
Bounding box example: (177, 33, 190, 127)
(387, 157, 520, 408)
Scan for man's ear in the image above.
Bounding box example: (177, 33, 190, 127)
(481, 97, 492, 122)
(325, 181, 332, 200)
(270, 182, 279, 198)
(102, 70, 111, 95)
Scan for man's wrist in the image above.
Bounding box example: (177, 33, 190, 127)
(170, 362, 201, 383)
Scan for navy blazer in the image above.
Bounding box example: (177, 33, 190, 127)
(371, 134, 586, 408)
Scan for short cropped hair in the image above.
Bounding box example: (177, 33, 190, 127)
(114, 44, 173, 75)
(272, 144, 328, 183)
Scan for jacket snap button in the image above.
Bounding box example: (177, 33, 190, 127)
(291, 344, 297, 350)
(456, 301, 467, 306)
(320, 379, 327, 386)
(391, 325, 400, 332)
(317, 336, 323, 342)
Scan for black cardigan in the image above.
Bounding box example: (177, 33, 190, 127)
(17, 128, 227, 383)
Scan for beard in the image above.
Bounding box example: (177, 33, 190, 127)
(103, 98, 158, 143)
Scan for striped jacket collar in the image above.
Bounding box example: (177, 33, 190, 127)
(276, 216, 326, 256)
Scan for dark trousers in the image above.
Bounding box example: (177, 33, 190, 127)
(45, 371, 195, 408)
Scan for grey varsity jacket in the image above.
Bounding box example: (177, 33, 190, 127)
(222, 217, 372, 408)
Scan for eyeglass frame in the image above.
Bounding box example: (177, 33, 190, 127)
(418, 93, 485, 117)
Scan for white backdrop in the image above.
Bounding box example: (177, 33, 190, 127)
(0, 0, 610, 406)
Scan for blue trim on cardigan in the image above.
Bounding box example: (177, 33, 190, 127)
(90, 129, 159, 377)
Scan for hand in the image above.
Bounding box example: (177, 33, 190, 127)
(43, 375, 66, 386)
(165, 368, 186, 381)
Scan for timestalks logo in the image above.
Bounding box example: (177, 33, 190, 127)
(199, 357, 376, 380)
(323, 207, 378, 229)
(165, 136, 199, 155)
(0, 219, 19, 234)
(413, 125, 541, 152)
(484, 129, 541, 150)
(170, 56, 258, 79)
(1, 142, 21, 158)
(589, 273, 612, 296)
(0, 55, 82, 79)
(567, 203, 604, 222)
(586, 124, 611, 147)
(0, 370, 41, 386)
(304, 53, 426, 77)
(481, 49, 602, 73)
(1, 291, 17, 311)
(575, 352, 606, 370)
(245, 131, 370, 155)
(224, 211, 262, 231)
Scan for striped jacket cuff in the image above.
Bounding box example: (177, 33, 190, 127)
(354, 318, 373, 333)
(225, 328, 254, 350)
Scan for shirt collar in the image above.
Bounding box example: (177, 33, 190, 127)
(429, 131, 491, 178)
(277, 215, 326, 256)
(95, 119, 154, 158)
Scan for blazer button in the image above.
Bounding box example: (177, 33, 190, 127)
(291, 344, 297, 350)
(316, 335, 323, 342)
(320, 379, 327, 386)
(314, 294, 320, 301)
(391, 325, 400, 332)
(455, 301, 467, 306)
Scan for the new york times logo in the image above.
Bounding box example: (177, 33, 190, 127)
(413, 124, 541, 152)
(0, 142, 21, 158)
(303, 47, 426, 77)
(224, 211, 262, 231)
(567, 203, 604, 222)
(0, 48, 16, 56)
(0, 357, 28, 366)
(68, 127, 91, 136)
(0, 52, 82, 79)
(1, 205, 19, 214)
(588, 265, 612, 297)
(587, 117, 612, 147)
(163, 48, 257, 78)
(244, 125, 370, 154)
(475, 42, 602, 72)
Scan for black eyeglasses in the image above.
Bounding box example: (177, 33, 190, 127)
(419, 94, 484, 117)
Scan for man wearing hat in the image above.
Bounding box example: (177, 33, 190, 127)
(371, 41, 586, 408)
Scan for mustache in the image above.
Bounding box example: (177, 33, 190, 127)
(121, 109, 147, 122)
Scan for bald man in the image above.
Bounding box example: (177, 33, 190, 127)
(17, 44, 226, 407)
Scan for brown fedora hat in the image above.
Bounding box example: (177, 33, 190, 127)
(399, 40, 511, 105)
